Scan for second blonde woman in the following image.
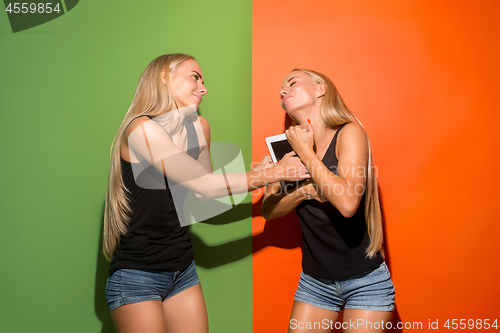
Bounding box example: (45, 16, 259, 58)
(262, 68, 395, 333)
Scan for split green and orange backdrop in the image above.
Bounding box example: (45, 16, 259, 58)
(1, 1, 499, 332)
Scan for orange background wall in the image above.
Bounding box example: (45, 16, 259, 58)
(252, 0, 500, 331)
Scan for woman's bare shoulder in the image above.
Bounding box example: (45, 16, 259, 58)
(198, 115, 210, 130)
(338, 122, 367, 142)
(124, 115, 152, 136)
(337, 122, 369, 157)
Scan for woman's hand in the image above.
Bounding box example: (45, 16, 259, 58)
(253, 155, 274, 171)
(277, 151, 310, 182)
(297, 180, 328, 203)
(285, 120, 315, 158)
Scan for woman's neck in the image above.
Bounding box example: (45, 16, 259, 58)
(152, 106, 198, 151)
(157, 106, 197, 135)
(297, 114, 335, 158)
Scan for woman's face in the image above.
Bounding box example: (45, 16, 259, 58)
(167, 59, 207, 109)
(280, 71, 322, 119)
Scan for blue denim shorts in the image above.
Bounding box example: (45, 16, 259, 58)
(294, 262, 395, 312)
(105, 261, 200, 311)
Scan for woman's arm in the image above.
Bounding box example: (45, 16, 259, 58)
(261, 180, 326, 220)
(194, 116, 306, 195)
(285, 122, 368, 218)
(196, 115, 213, 172)
(193, 117, 310, 195)
(125, 117, 309, 199)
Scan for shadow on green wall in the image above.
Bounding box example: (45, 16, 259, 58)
(190, 201, 252, 269)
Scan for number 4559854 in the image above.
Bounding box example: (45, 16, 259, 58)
(444, 319, 498, 330)
(5, 3, 61, 14)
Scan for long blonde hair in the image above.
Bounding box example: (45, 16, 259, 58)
(292, 68, 384, 258)
(103, 53, 195, 261)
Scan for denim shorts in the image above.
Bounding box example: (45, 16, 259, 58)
(105, 261, 200, 311)
(294, 262, 395, 312)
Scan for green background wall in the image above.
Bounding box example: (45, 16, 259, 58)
(0, 1, 252, 332)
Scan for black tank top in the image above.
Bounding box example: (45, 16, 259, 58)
(296, 123, 383, 281)
(109, 116, 200, 275)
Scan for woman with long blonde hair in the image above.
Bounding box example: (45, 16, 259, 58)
(104, 54, 310, 333)
(262, 69, 395, 333)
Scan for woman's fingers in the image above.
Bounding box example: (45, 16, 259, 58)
(263, 155, 273, 163)
(279, 152, 311, 181)
(280, 153, 297, 167)
(282, 151, 297, 159)
(305, 119, 314, 133)
(253, 155, 274, 171)
(285, 124, 315, 159)
(300, 182, 328, 202)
